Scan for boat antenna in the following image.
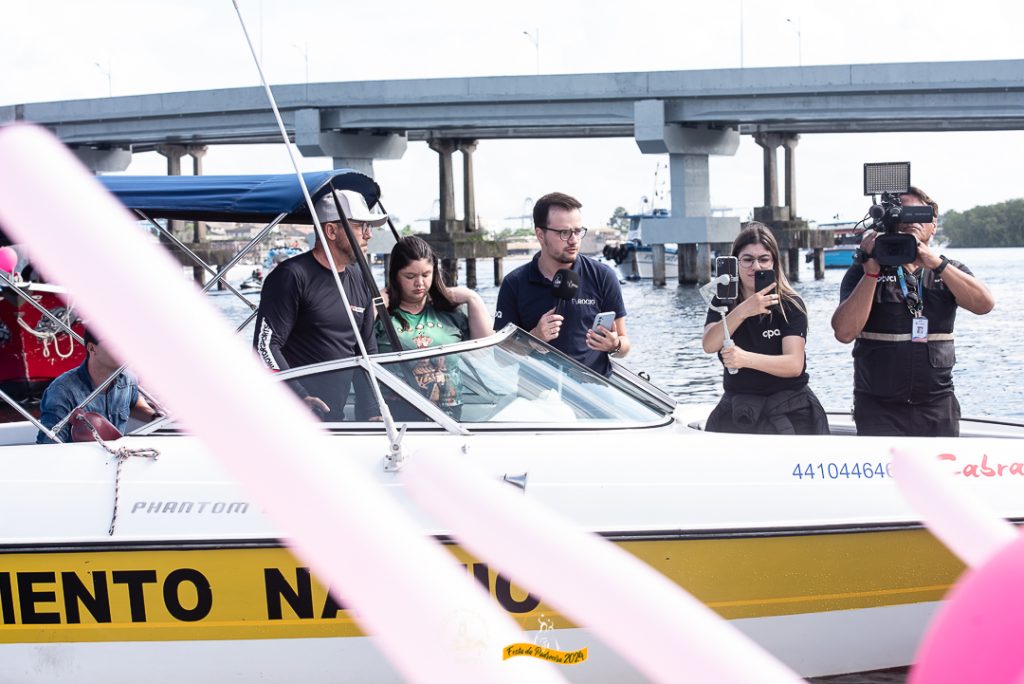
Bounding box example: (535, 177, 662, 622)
(230, 0, 406, 468)
(374, 200, 403, 242)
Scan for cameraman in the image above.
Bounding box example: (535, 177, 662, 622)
(831, 186, 994, 437)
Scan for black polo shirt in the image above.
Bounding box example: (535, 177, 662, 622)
(494, 253, 626, 376)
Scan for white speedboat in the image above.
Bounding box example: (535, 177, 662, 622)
(2, 173, 1022, 683)
(4, 326, 1024, 682)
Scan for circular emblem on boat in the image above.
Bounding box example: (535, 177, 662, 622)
(441, 609, 489, 662)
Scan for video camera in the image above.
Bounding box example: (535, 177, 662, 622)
(862, 162, 935, 267)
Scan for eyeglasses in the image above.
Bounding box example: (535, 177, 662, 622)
(332, 220, 373, 235)
(539, 227, 588, 241)
(739, 255, 774, 268)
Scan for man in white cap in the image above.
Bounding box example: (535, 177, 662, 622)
(253, 189, 387, 420)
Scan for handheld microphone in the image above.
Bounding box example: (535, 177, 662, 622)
(551, 268, 580, 315)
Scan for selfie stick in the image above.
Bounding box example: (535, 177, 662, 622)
(698, 274, 739, 376)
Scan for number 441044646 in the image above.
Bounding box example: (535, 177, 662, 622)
(791, 462, 894, 480)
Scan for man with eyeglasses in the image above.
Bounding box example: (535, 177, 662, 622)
(254, 189, 385, 419)
(831, 186, 994, 437)
(494, 192, 629, 376)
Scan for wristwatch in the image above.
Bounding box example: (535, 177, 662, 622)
(610, 339, 622, 356)
(933, 255, 950, 275)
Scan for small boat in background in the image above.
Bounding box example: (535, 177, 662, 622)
(601, 209, 678, 280)
(239, 268, 263, 291)
(812, 221, 863, 269)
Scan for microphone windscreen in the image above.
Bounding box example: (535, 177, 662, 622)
(551, 268, 580, 301)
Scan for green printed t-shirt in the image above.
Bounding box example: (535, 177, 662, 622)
(375, 304, 470, 407)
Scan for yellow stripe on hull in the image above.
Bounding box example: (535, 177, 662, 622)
(0, 528, 961, 644)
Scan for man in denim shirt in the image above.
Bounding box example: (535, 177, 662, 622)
(37, 329, 157, 444)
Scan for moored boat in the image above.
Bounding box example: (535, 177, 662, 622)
(814, 221, 863, 269)
(601, 210, 678, 280)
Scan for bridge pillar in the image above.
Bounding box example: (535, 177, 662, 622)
(753, 132, 785, 213)
(158, 145, 213, 285)
(423, 138, 505, 287)
(72, 146, 132, 173)
(633, 99, 741, 284)
(459, 139, 479, 288)
(157, 144, 188, 274)
(188, 146, 211, 285)
(783, 134, 799, 217)
(428, 138, 460, 285)
(751, 132, 829, 281)
(189, 146, 208, 243)
(294, 109, 406, 178)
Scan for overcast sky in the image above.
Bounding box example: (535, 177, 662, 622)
(4, 0, 1023, 230)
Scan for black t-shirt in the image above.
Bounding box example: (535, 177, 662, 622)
(838, 261, 970, 402)
(705, 296, 809, 395)
(253, 251, 377, 371)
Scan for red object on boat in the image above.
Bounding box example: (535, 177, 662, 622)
(0, 284, 85, 400)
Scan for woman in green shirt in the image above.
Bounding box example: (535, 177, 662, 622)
(376, 236, 491, 418)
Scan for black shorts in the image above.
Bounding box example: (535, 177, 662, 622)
(853, 393, 960, 437)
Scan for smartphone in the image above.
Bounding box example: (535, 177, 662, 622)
(715, 256, 738, 300)
(591, 311, 615, 333)
(754, 268, 776, 293)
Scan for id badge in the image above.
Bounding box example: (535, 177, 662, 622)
(911, 317, 929, 343)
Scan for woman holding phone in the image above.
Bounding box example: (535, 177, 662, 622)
(701, 223, 828, 434)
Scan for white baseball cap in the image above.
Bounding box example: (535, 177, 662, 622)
(314, 189, 388, 227)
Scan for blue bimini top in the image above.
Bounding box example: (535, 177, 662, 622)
(97, 170, 381, 224)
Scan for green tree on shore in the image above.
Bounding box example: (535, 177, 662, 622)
(942, 198, 1024, 247)
(609, 206, 629, 233)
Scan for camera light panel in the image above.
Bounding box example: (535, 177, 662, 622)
(864, 162, 911, 196)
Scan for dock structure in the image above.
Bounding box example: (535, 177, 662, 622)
(11, 60, 1024, 287)
(422, 138, 506, 288)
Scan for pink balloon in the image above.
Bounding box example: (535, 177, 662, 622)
(910, 533, 1024, 684)
(0, 246, 17, 273)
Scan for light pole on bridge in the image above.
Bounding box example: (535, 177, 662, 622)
(94, 61, 112, 97)
(522, 29, 540, 75)
(786, 17, 802, 67)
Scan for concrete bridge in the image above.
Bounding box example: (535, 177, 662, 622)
(6, 59, 1024, 284)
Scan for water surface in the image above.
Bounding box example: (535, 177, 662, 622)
(220, 246, 1020, 420)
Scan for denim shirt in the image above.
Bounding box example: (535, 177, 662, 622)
(36, 360, 139, 444)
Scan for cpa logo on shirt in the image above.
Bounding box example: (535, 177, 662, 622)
(763, 329, 782, 339)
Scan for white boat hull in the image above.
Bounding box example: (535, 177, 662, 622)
(609, 249, 679, 280)
(3, 410, 1020, 680)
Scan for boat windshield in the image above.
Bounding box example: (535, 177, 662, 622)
(376, 328, 670, 425)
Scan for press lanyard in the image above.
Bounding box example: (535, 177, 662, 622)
(896, 266, 924, 317)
